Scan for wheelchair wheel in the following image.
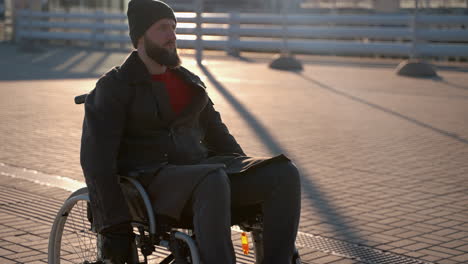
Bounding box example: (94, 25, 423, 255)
(48, 187, 102, 264)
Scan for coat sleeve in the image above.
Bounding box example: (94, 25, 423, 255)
(200, 99, 246, 157)
(80, 77, 132, 233)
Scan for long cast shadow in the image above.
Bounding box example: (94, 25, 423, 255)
(198, 63, 371, 247)
(0, 44, 116, 81)
(58, 51, 92, 74)
(86, 51, 112, 74)
(297, 73, 468, 145)
(0, 46, 94, 81)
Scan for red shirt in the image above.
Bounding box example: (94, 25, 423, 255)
(152, 70, 193, 115)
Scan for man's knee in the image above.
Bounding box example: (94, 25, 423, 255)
(197, 168, 231, 198)
(274, 161, 301, 187)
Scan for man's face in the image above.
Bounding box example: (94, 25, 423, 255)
(143, 18, 181, 68)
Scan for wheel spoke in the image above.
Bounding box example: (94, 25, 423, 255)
(58, 198, 98, 263)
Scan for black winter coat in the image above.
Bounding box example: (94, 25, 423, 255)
(80, 51, 289, 232)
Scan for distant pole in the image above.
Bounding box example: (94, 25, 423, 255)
(268, 0, 303, 71)
(395, 0, 437, 77)
(409, 0, 419, 59)
(280, 1, 288, 55)
(227, 11, 240, 57)
(195, 0, 203, 65)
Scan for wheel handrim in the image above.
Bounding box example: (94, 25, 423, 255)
(50, 194, 99, 264)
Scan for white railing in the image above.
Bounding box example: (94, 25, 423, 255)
(15, 10, 468, 57)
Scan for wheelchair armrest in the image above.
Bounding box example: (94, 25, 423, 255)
(74, 94, 88, 104)
(119, 176, 158, 236)
(121, 163, 167, 185)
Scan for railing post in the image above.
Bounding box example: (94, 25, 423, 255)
(28, 6, 35, 46)
(195, 0, 203, 65)
(269, 0, 303, 71)
(409, 0, 418, 59)
(395, 0, 437, 77)
(17, 6, 40, 52)
(0, 2, 4, 41)
(120, 15, 126, 50)
(13, 9, 20, 43)
(227, 11, 239, 57)
(93, 10, 104, 49)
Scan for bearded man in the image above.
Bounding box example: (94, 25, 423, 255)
(80, 0, 301, 263)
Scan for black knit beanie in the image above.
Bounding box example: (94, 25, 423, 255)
(127, 0, 177, 48)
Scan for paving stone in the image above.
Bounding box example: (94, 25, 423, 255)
(411, 236, 445, 245)
(426, 218, 451, 225)
(437, 259, 459, 264)
(299, 248, 330, 261)
(420, 254, 443, 262)
(16, 234, 46, 242)
(404, 251, 426, 258)
(1, 244, 31, 253)
(375, 244, 395, 251)
(418, 249, 453, 259)
(0, 241, 12, 247)
(2, 235, 30, 244)
(454, 244, 468, 252)
(428, 246, 465, 256)
(405, 243, 432, 251)
(313, 255, 345, 264)
(0, 247, 15, 256)
(0, 257, 17, 264)
(447, 232, 468, 240)
(381, 228, 409, 236)
(430, 228, 459, 237)
(449, 254, 468, 262)
(387, 239, 416, 248)
(395, 231, 420, 239)
(330, 258, 363, 264)
(411, 223, 444, 233)
(16, 253, 47, 263)
(3, 250, 43, 260)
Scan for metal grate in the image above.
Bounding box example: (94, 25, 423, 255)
(295, 232, 433, 264)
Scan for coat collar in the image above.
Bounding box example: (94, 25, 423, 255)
(117, 51, 151, 85)
(118, 51, 207, 91)
(118, 51, 209, 128)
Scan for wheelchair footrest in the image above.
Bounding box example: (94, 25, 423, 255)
(169, 232, 190, 264)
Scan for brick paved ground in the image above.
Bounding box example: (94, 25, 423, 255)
(1, 43, 467, 263)
(1, 172, 343, 264)
(0, 174, 262, 263)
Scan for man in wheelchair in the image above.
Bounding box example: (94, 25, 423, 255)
(80, 0, 301, 263)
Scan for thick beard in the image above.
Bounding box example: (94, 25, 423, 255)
(144, 35, 181, 68)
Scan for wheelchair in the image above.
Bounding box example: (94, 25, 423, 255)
(47, 94, 302, 264)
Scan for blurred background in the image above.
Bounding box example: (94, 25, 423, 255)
(1, 0, 468, 13)
(0, 0, 467, 63)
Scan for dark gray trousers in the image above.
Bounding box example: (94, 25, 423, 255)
(186, 160, 301, 264)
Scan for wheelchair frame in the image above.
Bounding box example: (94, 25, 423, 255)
(47, 175, 278, 264)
